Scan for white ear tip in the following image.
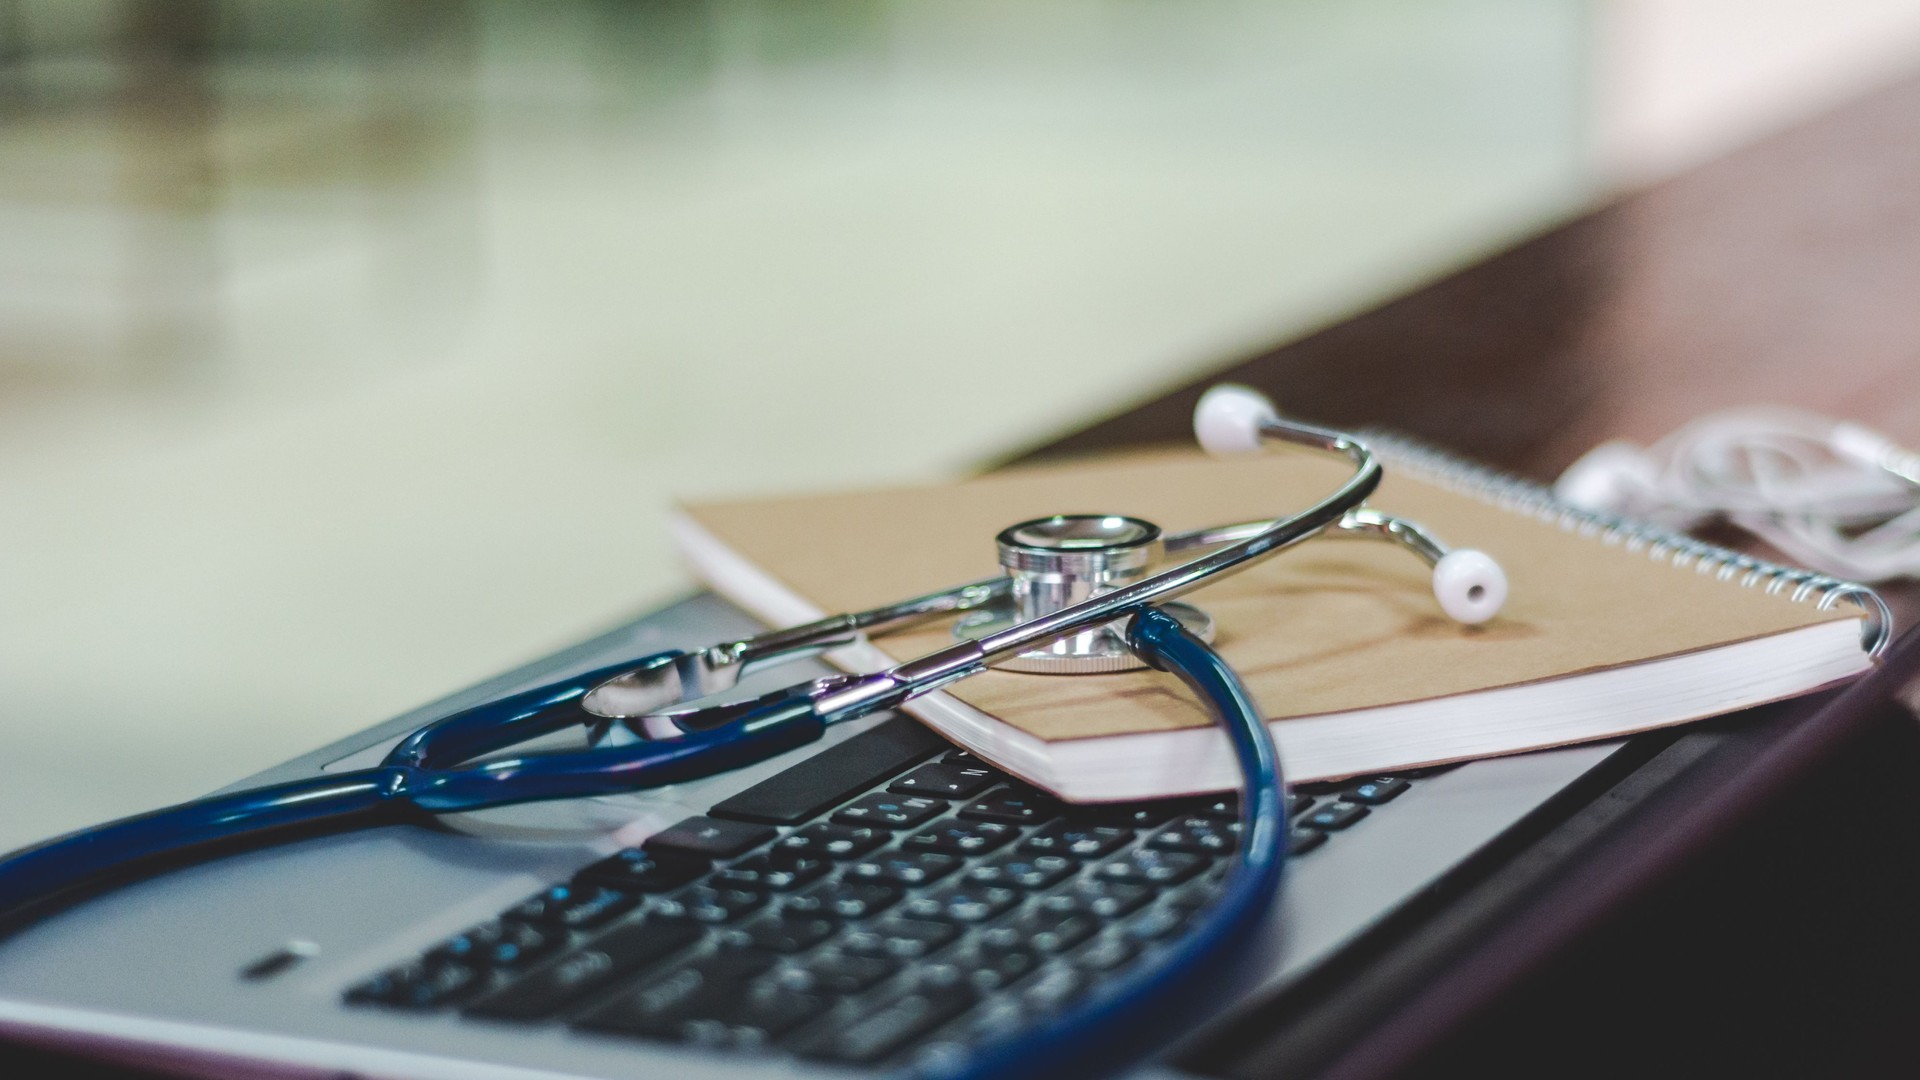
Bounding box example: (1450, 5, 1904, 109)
(1194, 384, 1278, 456)
(1433, 549, 1507, 625)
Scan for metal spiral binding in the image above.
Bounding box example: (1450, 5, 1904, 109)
(1361, 429, 1894, 657)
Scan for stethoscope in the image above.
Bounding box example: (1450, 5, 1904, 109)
(0, 385, 1507, 1080)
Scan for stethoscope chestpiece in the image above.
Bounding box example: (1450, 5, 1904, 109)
(953, 514, 1215, 674)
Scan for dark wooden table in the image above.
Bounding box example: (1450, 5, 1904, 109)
(1027, 70, 1920, 490)
(1015, 67, 1920, 1080)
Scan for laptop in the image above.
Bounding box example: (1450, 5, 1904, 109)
(0, 588, 1658, 1079)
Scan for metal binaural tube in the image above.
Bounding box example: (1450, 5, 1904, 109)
(1165, 508, 1449, 567)
(736, 578, 1010, 668)
(1329, 508, 1448, 565)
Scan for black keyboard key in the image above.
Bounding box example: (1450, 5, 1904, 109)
(709, 852, 830, 892)
(1021, 966, 1087, 1012)
(964, 851, 1077, 891)
(842, 916, 961, 959)
(1346, 777, 1411, 804)
(574, 849, 707, 892)
(1288, 826, 1327, 854)
(1191, 796, 1238, 820)
(724, 912, 838, 954)
(1070, 804, 1178, 829)
(464, 918, 703, 1020)
(1043, 879, 1152, 919)
(902, 819, 1019, 856)
(783, 880, 902, 920)
(1300, 801, 1369, 831)
(1287, 793, 1316, 817)
(503, 883, 639, 931)
(889, 762, 998, 800)
(1093, 849, 1209, 886)
(833, 794, 947, 829)
(692, 945, 781, 981)
(921, 943, 1039, 993)
(1165, 883, 1220, 916)
(429, 920, 562, 970)
(775, 822, 888, 860)
(1294, 779, 1350, 795)
(800, 984, 977, 1064)
(1074, 935, 1139, 973)
(1124, 904, 1192, 942)
(644, 816, 777, 859)
(845, 850, 962, 887)
(982, 907, 1096, 955)
(967, 998, 1029, 1039)
(778, 951, 899, 995)
(1020, 821, 1132, 859)
(708, 716, 944, 824)
(345, 960, 482, 1009)
(901, 883, 1021, 924)
(577, 949, 775, 1039)
(651, 885, 768, 924)
(501, 883, 579, 923)
(960, 786, 1062, 824)
(1146, 816, 1242, 855)
(709, 984, 827, 1042)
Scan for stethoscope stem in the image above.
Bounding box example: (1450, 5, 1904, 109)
(733, 579, 1011, 670)
(1171, 508, 1451, 567)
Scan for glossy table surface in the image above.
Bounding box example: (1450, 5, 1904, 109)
(1035, 68, 1920, 480)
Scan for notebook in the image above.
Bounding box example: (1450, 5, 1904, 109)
(671, 441, 1882, 801)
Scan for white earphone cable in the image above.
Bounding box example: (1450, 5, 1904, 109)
(1554, 408, 1920, 583)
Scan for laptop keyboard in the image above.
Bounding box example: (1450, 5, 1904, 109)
(342, 716, 1434, 1068)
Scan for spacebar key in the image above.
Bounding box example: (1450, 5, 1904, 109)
(464, 918, 703, 1021)
(709, 715, 947, 825)
(800, 985, 977, 1064)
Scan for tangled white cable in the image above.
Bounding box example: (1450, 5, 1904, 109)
(1553, 407, 1920, 583)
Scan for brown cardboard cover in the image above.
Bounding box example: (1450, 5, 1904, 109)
(681, 447, 1850, 742)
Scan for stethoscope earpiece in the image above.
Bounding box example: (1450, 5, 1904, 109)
(1194, 383, 1279, 457)
(1432, 548, 1508, 625)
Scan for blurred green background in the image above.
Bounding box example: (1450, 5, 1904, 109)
(3, 0, 1916, 849)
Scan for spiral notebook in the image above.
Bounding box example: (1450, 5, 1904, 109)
(671, 442, 1883, 801)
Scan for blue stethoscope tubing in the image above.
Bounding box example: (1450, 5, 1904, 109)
(0, 654, 828, 930)
(0, 605, 1283, 1080)
(917, 605, 1285, 1080)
